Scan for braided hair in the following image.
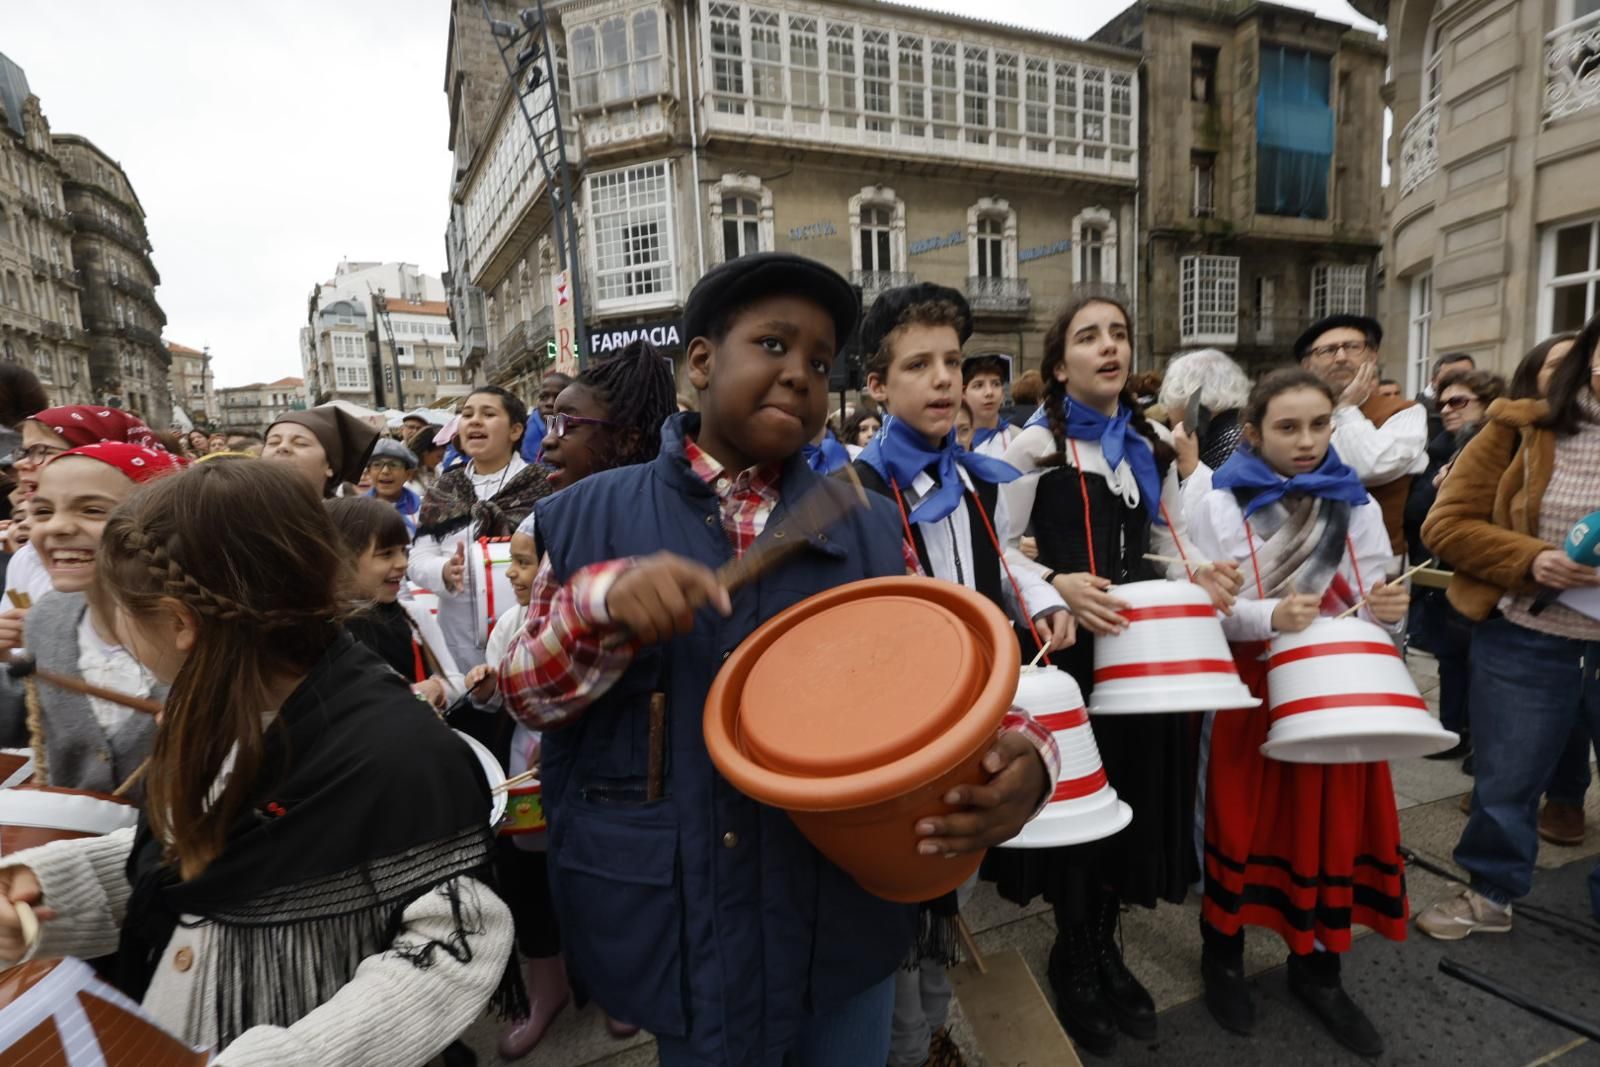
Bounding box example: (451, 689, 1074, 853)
(99, 460, 350, 878)
(1039, 291, 1174, 474)
(572, 339, 678, 466)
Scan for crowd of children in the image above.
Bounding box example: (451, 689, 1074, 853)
(0, 248, 1586, 1067)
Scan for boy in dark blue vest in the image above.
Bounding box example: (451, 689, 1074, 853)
(853, 283, 1074, 1067)
(498, 253, 1060, 1067)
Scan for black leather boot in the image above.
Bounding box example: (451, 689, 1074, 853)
(1048, 925, 1118, 1056)
(1095, 896, 1156, 1039)
(1287, 950, 1383, 1057)
(1199, 922, 1254, 1035)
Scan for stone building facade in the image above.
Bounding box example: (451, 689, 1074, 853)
(53, 135, 170, 426)
(1093, 0, 1387, 372)
(0, 53, 94, 407)
(443, 0, 1142, 398)
(166, 340, 215, 425)
(300, 262, 462, 410)
(1357, 0, 1600, 390)
(216, 376, 305, 433)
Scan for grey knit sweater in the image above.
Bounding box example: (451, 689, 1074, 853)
(0, 592, 164, 793)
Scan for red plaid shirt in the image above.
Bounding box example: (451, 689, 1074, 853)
(498, 438, 1058, 801)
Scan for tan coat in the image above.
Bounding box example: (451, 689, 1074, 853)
(1421, 398, 1557, 620)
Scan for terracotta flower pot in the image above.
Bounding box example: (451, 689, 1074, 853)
(705, 577, 1018, 903)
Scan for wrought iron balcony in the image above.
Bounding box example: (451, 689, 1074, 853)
(966, 276, 1031, 316)
(484, 306, 553, 380)
(1546, 10, 1600, 122)
(850, 270, 916, 306)
(125, 324, 163, 349)
(1399, 100, 1439, 197)
(42, 322, 64, 340)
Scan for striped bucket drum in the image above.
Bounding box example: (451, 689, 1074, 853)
(1002, 667, 1132, 848)
(0, 957, 209, 1065)
(1087, 580, 1259, 714)
(471, 537, 517, 646)
(1261, 618, 1458, 764)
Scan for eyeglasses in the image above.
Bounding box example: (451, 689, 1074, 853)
(547, 413, 615, 440)
(1306, 340, 1372, 361)
(5, 444, 66, 466)
(367, 459, 409, 474)
(1439, 395, 1479, 411)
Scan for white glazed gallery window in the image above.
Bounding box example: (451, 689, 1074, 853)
(827, 24, 858, 127)
(862, 29, 892, 132)
(750, 9, 784, 118)
(1179, 255, 1240, 345)
(1406, 272, 1432, 397)
(899, 35, 926, 136)
(708, 2, 746, 114)
(1541, 216, 1600, 333)
(964, 46, 990, 144)
(789, 16, 823, 123)
(1310, 264, 1367, 319)
(589, 161, 676, 307)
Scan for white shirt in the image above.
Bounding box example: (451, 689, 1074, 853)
(973, 424, 1018, 461)
(6, 542, 53, 603)
(901, 465, 1067, 624)
(999, 424, 1195, 584)
(1331, 403, 1429, 486)
(76, 613, 153, 736)
(1186, 489, 1402, 641)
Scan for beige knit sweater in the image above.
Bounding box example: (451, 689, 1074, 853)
(1, 827, 513, 1065)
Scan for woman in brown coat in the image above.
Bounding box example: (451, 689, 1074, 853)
(1416, 318, 1600, 937)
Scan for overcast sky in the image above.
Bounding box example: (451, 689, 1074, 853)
(2, 0, 1377, 388)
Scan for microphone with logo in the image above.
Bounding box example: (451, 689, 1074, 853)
(1529, 509, 1600, 615)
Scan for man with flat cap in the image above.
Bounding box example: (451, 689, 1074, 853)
(1295, 314, 1427, 554)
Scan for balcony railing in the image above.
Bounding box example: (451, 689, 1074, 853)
(1546, 9, 1600, 122)
(107, 274, 157, 306)
(484, 306, 553, 381)
(66, 211, 149, 254)
(125, 324, 163, 349)
(851, 270, 916, 306)
(966, 276, 1031, 316)
(1400, 100, 1439, 196)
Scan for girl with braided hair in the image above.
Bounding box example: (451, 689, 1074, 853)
(984, 293, 1242, 1056)
(0, 443, 182, 795)
(0, 459, 520, 1065)
(535, 338, 677, 490)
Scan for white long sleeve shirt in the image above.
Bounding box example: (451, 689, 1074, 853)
(999, 424, 1195, 584)
(1185, 489, 1402, 642)
(899, 465, 1066, 625)
(1331, 403, 1429, 487)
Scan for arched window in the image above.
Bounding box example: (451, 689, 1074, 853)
(848, 186, 906, 276)
(967, 197, 1017, 281)
(709, 174, 773, 262)
(1071, 206, 1118, 285)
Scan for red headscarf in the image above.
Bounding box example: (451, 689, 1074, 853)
(53, 442, 185, 483)
(30, 406, 160, 450)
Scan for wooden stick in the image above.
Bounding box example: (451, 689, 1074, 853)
(9, 656, 165, 716)
(1027, 642, 1051, 669)
(6, 590, 31, 610)
(956, 916, 987, 975)
(1143, 552, 1213, 572)
(715, 469, 869, 594)
(646, 692, 667, 802)
(491, 764, 542, 795)
(113, 757, 149, 798)
(1335, 558, 1434, 619)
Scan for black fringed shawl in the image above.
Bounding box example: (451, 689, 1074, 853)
(112, 636, 522, 1047)
(415, 462, 552, 542)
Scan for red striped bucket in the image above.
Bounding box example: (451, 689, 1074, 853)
(1087, 580, 1260, 714)
(1261, 617, 1457, 763)
(1003, 667, 1131, 848)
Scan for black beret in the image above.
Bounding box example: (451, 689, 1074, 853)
(1294, 314, 1383, 360)
(681, 252, 859, 354)
(857, 282, 973, 361)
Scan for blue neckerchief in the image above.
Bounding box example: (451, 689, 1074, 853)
(522, 409, 547, 465)
(802, 431, 851, 474)
(369, 485, 421, 536)
(970, 424, 1006, 451)
(856, 415, 1020, 524)
(1211, 443, 1369, 518)
(441, 444, 467, 473)
(1030, 397, 1165, 523)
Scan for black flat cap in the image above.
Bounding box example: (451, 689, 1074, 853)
(681, 252, 859, 354)
(858, 282, 973, 361)
(1294, 313, 1383, 360)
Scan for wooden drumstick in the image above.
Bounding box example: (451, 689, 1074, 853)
(491, 764, 542, 795)
(7, 654, 165, 716)
(714, 466, 870, 595)
(1335, 559, 1433, 620)
(6, 590, 31, 610)
(14, 900, 38, 952)
(646, 692, 667, 802)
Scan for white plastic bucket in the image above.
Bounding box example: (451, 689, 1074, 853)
(1003, 667, 1132, 848)
(1087, 580, 1259, 714)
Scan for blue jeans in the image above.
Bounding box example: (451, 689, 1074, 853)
(1456, 617, 1600, 907)
(1545, 724, 1594, 805)
(656, 974, 895, 1067)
